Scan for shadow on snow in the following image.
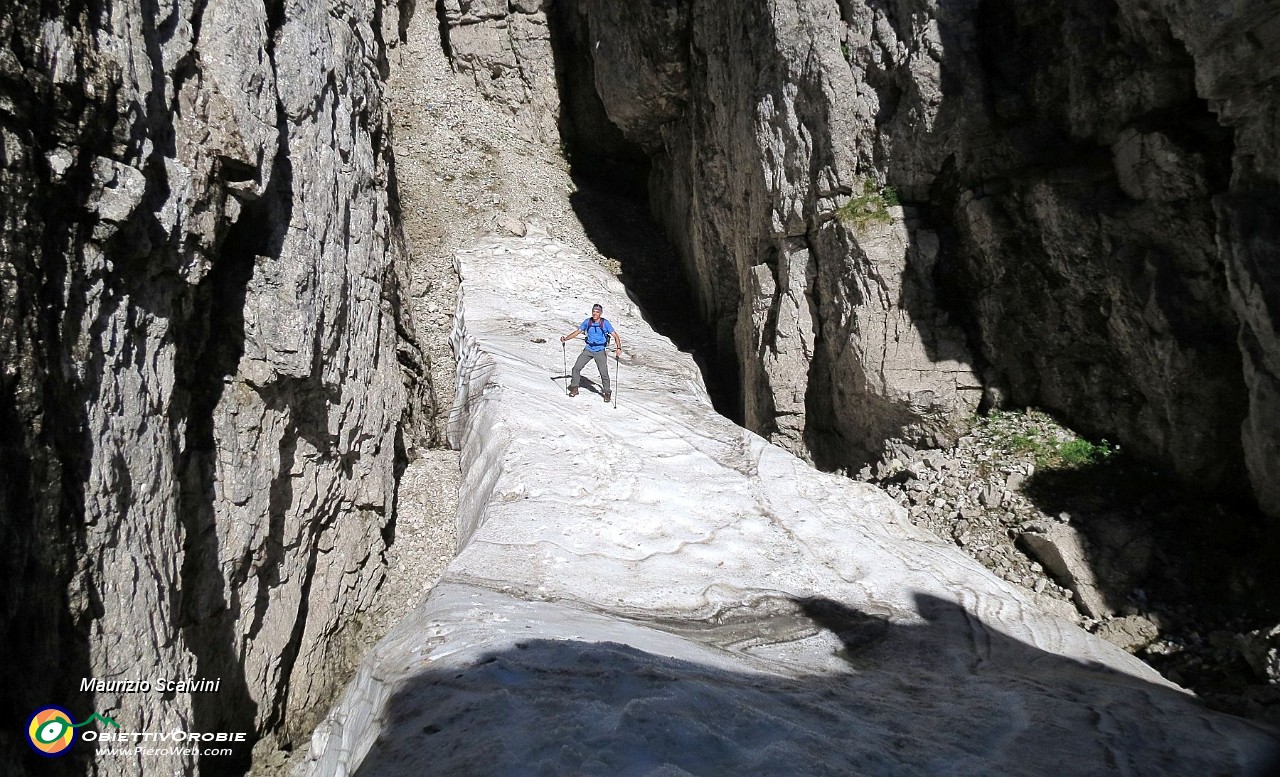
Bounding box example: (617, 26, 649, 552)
(352, 593, 1279, 777)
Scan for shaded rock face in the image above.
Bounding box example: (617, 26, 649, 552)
(1165, 0, 1280, 521)
(558, 0, 1280, 518)
(0, 0, 423, 773)
(936, 0, 1242, 492)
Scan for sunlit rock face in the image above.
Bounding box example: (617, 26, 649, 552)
(0, 0, 421, 772)
(552, 0, 983, 469)
(556, 0, 1280, 519)
(300, 237, 1280, 776)
(436, 0, 561, 144)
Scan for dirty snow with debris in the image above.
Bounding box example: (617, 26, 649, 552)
(296, 237, 1280, 777)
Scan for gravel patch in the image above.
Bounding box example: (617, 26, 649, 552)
(858, 409, 1280, 727)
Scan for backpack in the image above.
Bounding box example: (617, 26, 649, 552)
(584, 318, 611, 348)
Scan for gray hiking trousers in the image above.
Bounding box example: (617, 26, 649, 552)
(571, 348, 610, 393)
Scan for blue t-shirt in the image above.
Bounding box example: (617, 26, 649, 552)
(580, 318, 615, 351)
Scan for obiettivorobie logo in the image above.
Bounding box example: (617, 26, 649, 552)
(25, 704, 247, 760)
(26, 706, 119, 757)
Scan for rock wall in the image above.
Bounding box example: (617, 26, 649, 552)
(437, 0, 560, 144)
(560, 0, 1280, 518)
(1152, 0, 1280, 519)
(557, 0, 984, 469)
(926, 0, 1248, 495)
(0, 0, 423, 773)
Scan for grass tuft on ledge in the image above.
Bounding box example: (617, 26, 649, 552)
(836, 179, 899, 233)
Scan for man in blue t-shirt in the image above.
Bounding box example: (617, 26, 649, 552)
(560, 303, 624, 401)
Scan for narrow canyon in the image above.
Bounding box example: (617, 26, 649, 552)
(2, 0, 1278, 774)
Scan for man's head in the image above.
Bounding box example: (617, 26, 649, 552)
(591, 303, 603, 318)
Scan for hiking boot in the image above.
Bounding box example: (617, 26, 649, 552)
(602, 391, 611, 403)
(568, 386, 578, 397)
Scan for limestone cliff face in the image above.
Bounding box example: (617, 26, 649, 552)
(0, 0, 422, 772)
(556, 0, 983, 468)
(559, 0, 1280, 517)
(437, 0, 561, 143)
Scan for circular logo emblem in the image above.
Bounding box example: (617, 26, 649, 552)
(27, 707, 76, 756)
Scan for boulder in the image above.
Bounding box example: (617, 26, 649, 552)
(1239, 626, 1280, 685)
(1096, 615, 1162, 652)
(1018, 526, 1112, 619)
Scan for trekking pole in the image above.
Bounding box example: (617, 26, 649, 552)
(614, 350, 620, 409)
(562, 341, 568, 395)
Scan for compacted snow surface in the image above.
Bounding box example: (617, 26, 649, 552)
(299, 237, 1280, 776)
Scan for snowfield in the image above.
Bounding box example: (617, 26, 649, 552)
(298, 237, 1279, 776)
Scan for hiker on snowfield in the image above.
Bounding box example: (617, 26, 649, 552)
(561, 303, 623, 401)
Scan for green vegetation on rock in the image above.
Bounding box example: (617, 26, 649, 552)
(985, 410, 1116, 469)
(836, 178, 898, 233)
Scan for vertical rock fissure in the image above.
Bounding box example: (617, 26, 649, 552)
(173, 177, 272, 777)
(433, 0, 453, 61)
(546, 2, 742, 421)
(953, 0, 1248, 491)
